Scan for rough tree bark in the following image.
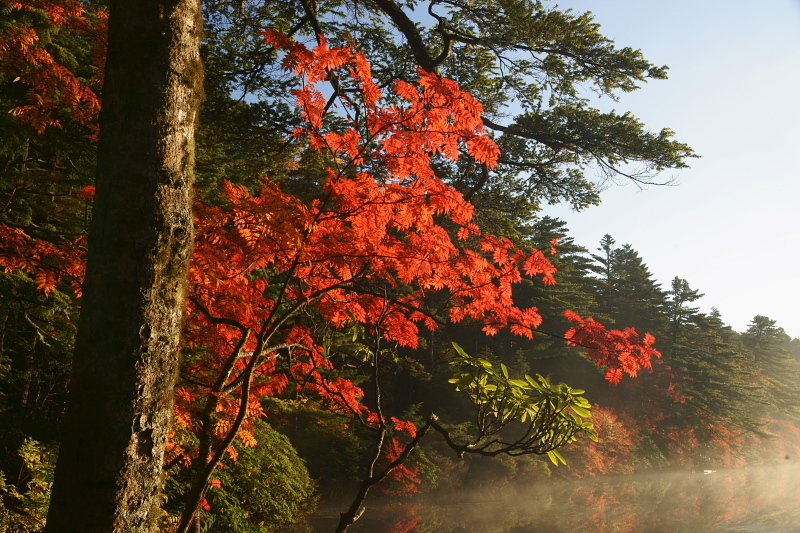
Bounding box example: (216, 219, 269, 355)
(44, 1, 203, 531)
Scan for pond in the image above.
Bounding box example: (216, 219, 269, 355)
(309, 465, 800, 532)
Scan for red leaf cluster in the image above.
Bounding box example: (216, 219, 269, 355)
(569, 405, 636, 477)
(1, 0, 106, 134)
(174, 33, 564, 462)
(564, 310, 661, 384)
(377, 437, 422, 495)
(0, 224, 85, 295)
(189, 35, 554, 357)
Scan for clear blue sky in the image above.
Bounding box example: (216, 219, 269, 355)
(543, 0, 800, 338)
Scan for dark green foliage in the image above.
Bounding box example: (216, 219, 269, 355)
(195, 0, 305, 200)
(271, 407, 372, 491)
(197, 0, 696, 233)
(0, 3, 97, 446)
(0, 439, 56, 533)
(165, 419, 316, 533)
(205, 420, 316, 533)
(665, 277, 703, 353)
(424, 0, 695, 213)
(660, 290, 765, 436)
(496, 217, 603, 384)
(0, 5, 92, 528)
(2, 0, 798, 524)
(520, 217, 596, 328)
(786, 336, 800, 361)
(0, 272, 75, 468)
(0, 4, 98, 236)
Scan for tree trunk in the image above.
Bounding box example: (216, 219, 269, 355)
(44, 1, 203, 531)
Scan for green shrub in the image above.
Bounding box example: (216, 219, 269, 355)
(165, 419, 317, 533)
(0, 439, 56, 533)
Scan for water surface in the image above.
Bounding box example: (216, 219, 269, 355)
(310, 465, 800, 532)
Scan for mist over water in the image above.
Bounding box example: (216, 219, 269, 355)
(310, 465, 800, 532)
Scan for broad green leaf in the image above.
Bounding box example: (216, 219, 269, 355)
(571, 405, 592, 418)
(451, 342, 469, 359)
(574, 397, 592, 408)
(546, 449, 567, 466)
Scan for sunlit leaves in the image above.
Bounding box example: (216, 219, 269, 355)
(0, 20, 670, 493)
(189, 33, 558, 362)
(1, 0, 105, 134)
(448, 342, 597, 457)
(563, 309, 661, 384)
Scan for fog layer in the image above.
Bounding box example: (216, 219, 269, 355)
(310, 465, 800, 532)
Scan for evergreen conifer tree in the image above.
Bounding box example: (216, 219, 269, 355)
(589, 236, 666, 334)
(742, 316, 800, 420)
(663, 289, 764, 437)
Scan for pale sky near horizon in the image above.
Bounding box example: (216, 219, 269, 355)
(541, 0, 800, 338)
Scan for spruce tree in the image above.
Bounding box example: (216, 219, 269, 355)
(589, 236, 667, 334)
(663, 290, 764, 436)
(742, 316, 800, 420)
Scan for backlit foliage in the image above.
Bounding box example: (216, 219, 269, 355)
(564, 309, 660, 384)
(0, 0, 104, 134)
